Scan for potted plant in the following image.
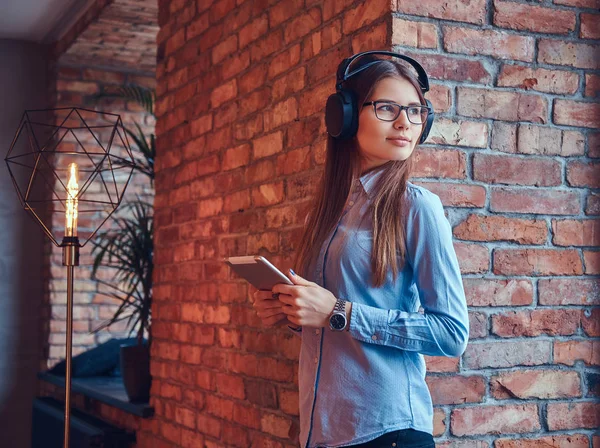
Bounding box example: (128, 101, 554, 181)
(90, 85, 155, 402)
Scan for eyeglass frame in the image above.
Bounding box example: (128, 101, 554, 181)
(363, 100, 432, 125)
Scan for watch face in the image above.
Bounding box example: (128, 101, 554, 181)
(330, 313, 346, 330)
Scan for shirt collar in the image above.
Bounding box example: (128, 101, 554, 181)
(357, 165, 387, 197)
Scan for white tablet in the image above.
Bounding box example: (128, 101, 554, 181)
(224, 255, 293, 290)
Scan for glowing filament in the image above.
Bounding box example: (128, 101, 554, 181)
(65, 163, 79, 237)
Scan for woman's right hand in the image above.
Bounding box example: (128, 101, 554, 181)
(252, 290, 288, 327)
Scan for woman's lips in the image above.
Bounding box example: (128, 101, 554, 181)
(387, 138, 410, 147)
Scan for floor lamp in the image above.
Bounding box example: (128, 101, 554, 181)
(4, 107, 135, 448)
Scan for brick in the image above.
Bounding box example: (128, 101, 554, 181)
(239, 14, 268, 49)
(554, 340, 600, 366)
(198, 197, 223, 218)
(494, 248, 583, 276)
(235, 114, 263, 141)
(284, 8, 321, 44)
(587, 192, 600, 215)
(251, 182, 285, 207)
(454, 215, 547, 245)
(412, 182, 486, 208)
(495, 435, 589, 448)
(473, 153, 560, 186)
(491, 309, 581, 337)
(392, 18, 438, 49)
(215, 373, 245, 399)
(342, 0, 388, 34)
(269, 0, 303, 27)
(584, 250, 600, 274)
(224, 189, 251, 213)
(567, 161, 600, 188)
(554, 99, 600, 129)
(298, 80, 333, 118)
(322, 18, 342, 50)
(493, 1, 576, 34)
(261, 413, 293, 438)
(464, 340, 551, 369)
(221, 50, 251, 80)
(396, 0, 486, 25)
(425, 356, 460, 373)
(437, 442, 490, 448)
(238, 88, 270, 117)
(428, 84, 452, 113)
(490, 187, 580, 215)
(491, 122, 517, 153)
(585, 74, 600, 98)
(498, 64, 579, 95)
(247, 231, 279, 253)
(404, 50, 492, 84)
(426, 375, 486, 405)
(517, 124, 584, 156)
(457, 87, 547, 123)
(539, 278, 600, 305)
(539, 40, 600, 70)
(253, 131, 283, 159)
(190, 114, 213, 137)
(57, 80, 100, 95)
(276, 146, 311, 176)
(250, 29, 284, 62)
(413, 148, 466, 179)
(272, 66, 306, 101)
(210, 79, 237, 108)
(463, 278, 533, 307)
(491, 369, 581, 399)
(451, 404, 540, 436)
(351, 20, 389, 53)
(552, 219, 600, 247)
(454, 242, 489, 274)
(209, 0, 236, 22)
(279, 388, 299, 416)
(264, 97, 298, 131)
(428, 118, 488, 147)
(223, 144, 251, 171)
(444, 27, 534, 61)
(547, 402, 600, 430)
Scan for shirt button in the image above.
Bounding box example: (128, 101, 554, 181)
(348, 201, 354, 206)
(315, 329, 320, 335)
(371, 335, 378, 341)
(314, 357, 318, 364)
(392, 444, 397, 447)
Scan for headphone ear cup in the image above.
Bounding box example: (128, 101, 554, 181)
(326, 89, 358, 139)
(419, 99, 435, 144)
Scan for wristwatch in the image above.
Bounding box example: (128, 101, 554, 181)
(329, 298, 347, 331)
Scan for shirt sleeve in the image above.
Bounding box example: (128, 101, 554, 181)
(348, 189, 469, 357)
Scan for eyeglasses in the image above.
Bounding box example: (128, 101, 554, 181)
(363, 101, 431, 125)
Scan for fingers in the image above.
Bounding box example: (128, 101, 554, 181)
(271, 284, 300, 296)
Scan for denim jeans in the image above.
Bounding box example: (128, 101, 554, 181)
(343, 428, 435, 448)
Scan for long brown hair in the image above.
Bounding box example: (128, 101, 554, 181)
(294, 56, 428, 287)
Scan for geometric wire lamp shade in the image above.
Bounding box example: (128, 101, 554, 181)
(5, 107, 135, 247)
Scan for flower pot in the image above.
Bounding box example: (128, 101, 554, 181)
(120, 343, 151, 403)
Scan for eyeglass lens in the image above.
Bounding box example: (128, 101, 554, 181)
(374, 103, 428, 124)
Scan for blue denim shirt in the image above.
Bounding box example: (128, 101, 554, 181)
(291, 168, 469, 448)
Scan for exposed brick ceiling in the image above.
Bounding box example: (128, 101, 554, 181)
(60, 0, 158, 73)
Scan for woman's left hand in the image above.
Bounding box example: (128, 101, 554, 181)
(272, 270, 337, 328)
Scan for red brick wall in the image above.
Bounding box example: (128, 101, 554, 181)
(148, 0, 599, 447)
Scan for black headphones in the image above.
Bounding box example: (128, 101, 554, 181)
(325, 50, 434, 144)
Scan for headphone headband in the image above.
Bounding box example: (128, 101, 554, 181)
(336, 50, 430, 94)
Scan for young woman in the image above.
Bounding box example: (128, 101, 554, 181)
(252, 52, 469, 448)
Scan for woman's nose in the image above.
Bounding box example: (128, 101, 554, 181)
(394, 109, 410, 128)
